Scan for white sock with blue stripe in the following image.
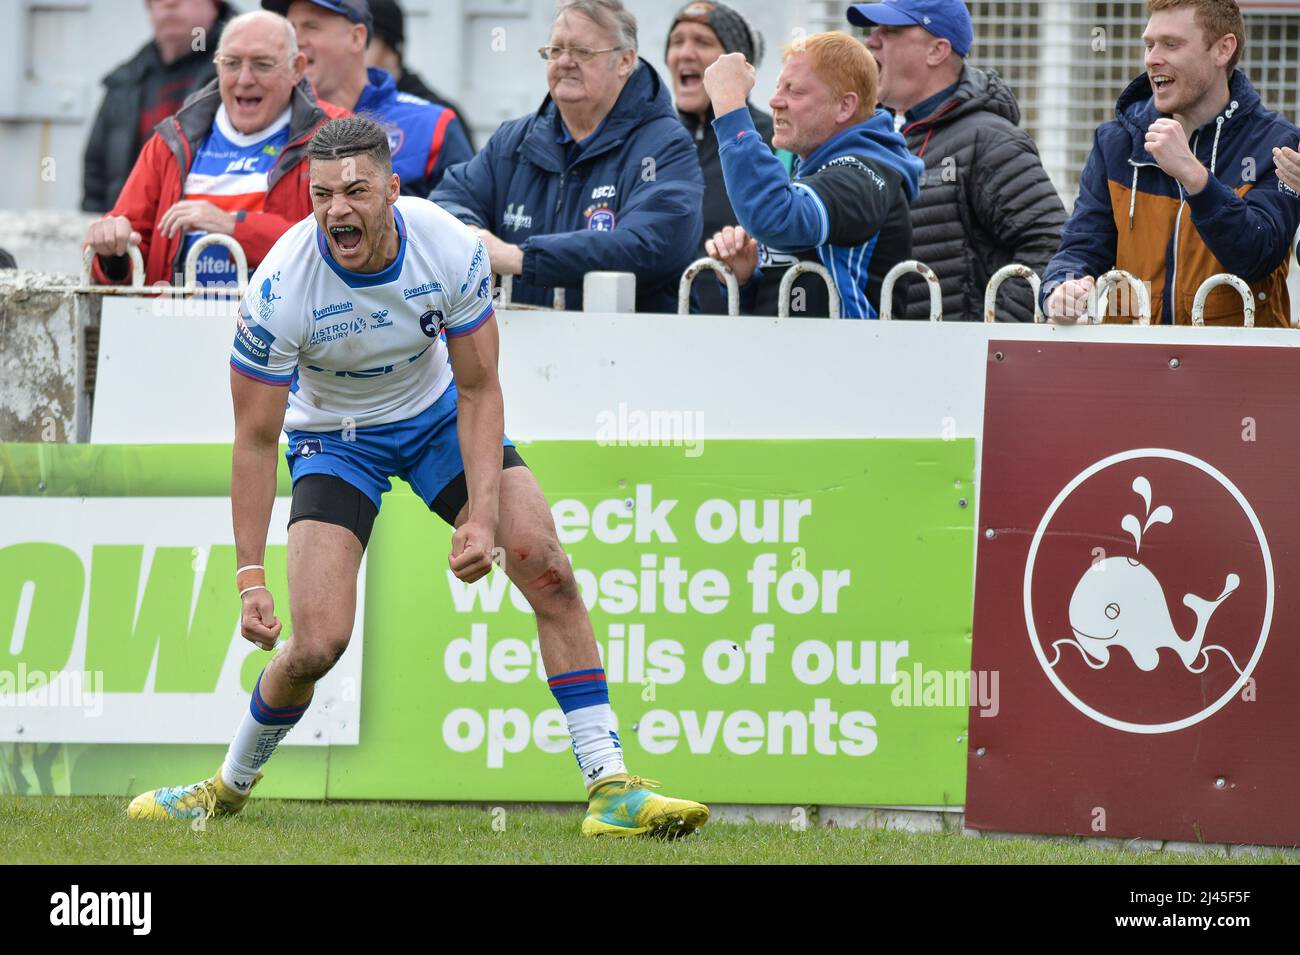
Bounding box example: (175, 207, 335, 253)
(219, 672, 311, 794)
(548, 668, 626, 793)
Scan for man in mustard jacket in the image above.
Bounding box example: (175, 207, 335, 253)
(1043, 0, 1300, 326)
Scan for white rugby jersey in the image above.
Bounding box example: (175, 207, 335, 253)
(230, 196, 493, 431)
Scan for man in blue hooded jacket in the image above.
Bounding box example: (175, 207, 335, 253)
(267, 0, 473, 197)
(703, 31, 922, 319)
(429, 0, 704, 314)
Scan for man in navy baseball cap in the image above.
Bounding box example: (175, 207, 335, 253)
(847, 1, 973, 58)
(844, 0, 1067, 324)
(262, 0, 373, 36)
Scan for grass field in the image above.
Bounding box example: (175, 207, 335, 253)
(1, 796, 1295, 864)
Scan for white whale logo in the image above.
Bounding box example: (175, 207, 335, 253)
(1024, 448, 1273, 734)
(1050, 476, 1244, 675)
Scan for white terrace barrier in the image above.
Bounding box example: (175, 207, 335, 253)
(3, 233, 1285, 446)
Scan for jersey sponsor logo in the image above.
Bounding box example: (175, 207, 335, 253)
(312, 300, 354, 321)
(256, 270, 283, 321)
(309, 320, 351, 345)
(503, 202, 532, 231)
(350, 313, 369, 335)
(402, 280, 443, 300)
(224, 156, 261, 174)
(293, 438, 323, 459)
(476, 275, 492, 301)
(585, 203, 616, 231)
(461, 240, 486, 293)
(370, 309, 393, 328)
(419, 308, 445, 338)
(591, 184, 617, 200)
(234, 315, 277, 366)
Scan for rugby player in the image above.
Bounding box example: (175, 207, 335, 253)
(126, 116, 709, 838)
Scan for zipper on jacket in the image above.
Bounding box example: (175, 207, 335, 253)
(1169, 130, 1198, 325)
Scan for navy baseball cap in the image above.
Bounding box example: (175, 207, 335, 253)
(262, 0, 373, 35)
(847, 1, 973, 58)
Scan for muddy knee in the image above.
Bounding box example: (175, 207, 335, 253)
(509, 535, 581, 606)
(280, 638, 347, 685)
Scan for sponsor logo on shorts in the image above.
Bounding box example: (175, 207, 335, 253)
(312, 300, 354, 321)
(234, 314, 276, 366)
(403, 281, 443, 300)
(420, 308, 445, 338)
(370, 309, 393, 328)
(294, 438, 323, 458)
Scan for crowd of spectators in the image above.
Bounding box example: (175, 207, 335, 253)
(71, 0, 1300, 326)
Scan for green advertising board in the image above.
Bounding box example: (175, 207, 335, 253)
(0, 439, 975, 806)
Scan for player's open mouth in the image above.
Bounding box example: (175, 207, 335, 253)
(1151, 74, 1174, 93)
(235, 96, 263, 110)
(330, 224, 363, 255)
(677, 69, 702, 92)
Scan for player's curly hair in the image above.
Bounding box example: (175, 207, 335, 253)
(307, 116, 393, 174)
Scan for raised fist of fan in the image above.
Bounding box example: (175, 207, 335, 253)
(705, 225, 759, 287)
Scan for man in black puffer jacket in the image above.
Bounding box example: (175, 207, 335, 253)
(849, 1, 1066, 322)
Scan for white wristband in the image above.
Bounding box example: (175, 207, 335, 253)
(239, 585, 268, 598)
(236, 565, 265, 576)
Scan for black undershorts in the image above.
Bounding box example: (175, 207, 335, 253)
(288, 446, 528, 548)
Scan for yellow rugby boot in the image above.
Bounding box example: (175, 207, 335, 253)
(127, 770, 262, 821)
(581, 774, 709, 838)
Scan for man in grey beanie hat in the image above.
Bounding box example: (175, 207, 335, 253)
(666, 2, 774, 313)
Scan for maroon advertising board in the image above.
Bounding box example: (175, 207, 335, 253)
(967, 340, 1300, 846)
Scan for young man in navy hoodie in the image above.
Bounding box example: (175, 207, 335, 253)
(703, 31, 922, 318)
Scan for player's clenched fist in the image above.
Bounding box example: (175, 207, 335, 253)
(85, 215, 142, 259)
(449, 518, 496, 583)
(1046, 276, 1096, 324)
(705, 225, 759, 286)
(240, 588, 282, 651)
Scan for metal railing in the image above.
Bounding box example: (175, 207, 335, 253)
(1091, 270, 1152, 325)
(880, 261, 942, 321)
(677, 258, 739, 316)
(778, 261, 840, 319)
(984, 264, 1043, 323)
(1193, 274, 1256, 328)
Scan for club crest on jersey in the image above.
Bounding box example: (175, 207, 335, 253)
(257, 270, 283, 320)
(420, 308, 446, 338)
(584, 204, 616, 232)
(370, 309, 393, 328)
(350, 313, 369, 335)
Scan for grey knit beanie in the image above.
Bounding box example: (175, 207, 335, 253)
(666, 1, 764, 67)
